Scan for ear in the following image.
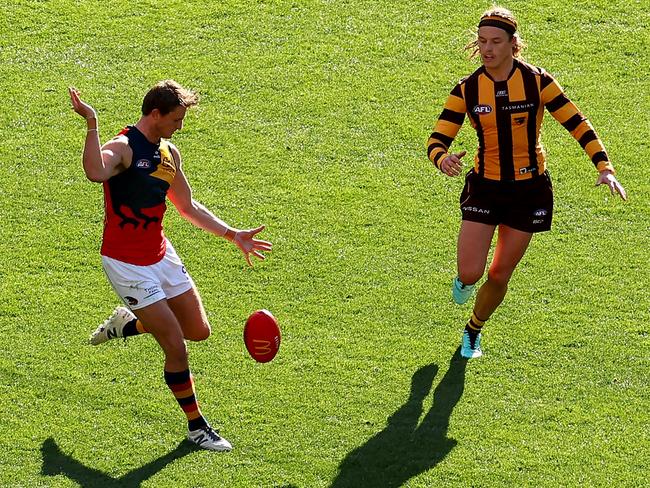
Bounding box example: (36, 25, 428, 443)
(150, 108, 162, 120)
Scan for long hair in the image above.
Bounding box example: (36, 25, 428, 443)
(465, 6, 526, 60)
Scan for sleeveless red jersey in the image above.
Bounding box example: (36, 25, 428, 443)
(100, 126, 177, 265)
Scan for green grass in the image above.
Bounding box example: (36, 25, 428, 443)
(1, 0, 648, 486)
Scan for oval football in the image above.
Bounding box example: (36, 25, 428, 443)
(244, 309, 280, 363)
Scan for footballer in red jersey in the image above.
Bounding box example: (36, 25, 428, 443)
(69, 81, 272, 451)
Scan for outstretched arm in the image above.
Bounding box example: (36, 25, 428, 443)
(539, 73, 627, 200)
(68, 87, 126, 182)
(596, 170, 627, 201)
(167, 148, 272, 266)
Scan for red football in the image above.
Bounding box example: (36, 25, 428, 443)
(244, 309, 280, 363)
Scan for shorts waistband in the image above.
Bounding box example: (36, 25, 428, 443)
(469, 169, 549, 185)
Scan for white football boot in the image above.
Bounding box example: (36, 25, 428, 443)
(188, 426, 233, 452)
(89, 306, 135, 345)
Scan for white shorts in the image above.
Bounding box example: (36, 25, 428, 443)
(101, 240, 194, 310)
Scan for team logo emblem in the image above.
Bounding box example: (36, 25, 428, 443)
(125, 296, 138, 306)
(533, 209, 548, 217)
(514, 116, 526, 125)
(136, 159, 151, 169)
(472, 104, 492, 114)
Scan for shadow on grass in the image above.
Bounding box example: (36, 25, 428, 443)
(41, 437, 199, 487)
(331, 347, 468, 488)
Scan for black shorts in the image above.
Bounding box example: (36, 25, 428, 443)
(459, 170, 554, 233)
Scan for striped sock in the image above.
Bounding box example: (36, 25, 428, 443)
(164, 369, 208, 431)
(122, 319, 147, 337)
(465, 312, 487, 345)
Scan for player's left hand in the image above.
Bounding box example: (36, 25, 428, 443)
(596, 170, 627, 201)
(233, 225, 273, 267)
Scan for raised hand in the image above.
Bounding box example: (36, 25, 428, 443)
(68, 87, 97, 120)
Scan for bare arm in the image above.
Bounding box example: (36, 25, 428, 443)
(68, 87, 128, 182)
(167, 145, 272, 266)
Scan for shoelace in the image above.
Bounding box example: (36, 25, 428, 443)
(466, 331, 479, 349)
(202, 427, 222, 441)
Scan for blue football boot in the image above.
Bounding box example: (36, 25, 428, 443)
(460, 330, 483, 359)
(452, 277, 475, 305)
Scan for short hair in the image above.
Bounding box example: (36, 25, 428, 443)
(141, 80, 199, 116)
(465, 6, 526, 59)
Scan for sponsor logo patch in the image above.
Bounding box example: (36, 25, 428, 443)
(462, 206, 490, 214)
(125, 296, 139, 306)
(496, 89, 508, 97)
(502, 102, 535, 111)
(472, 104, 493, 115)
(534, 209, 548, 217)
(136, 159, 151, 169)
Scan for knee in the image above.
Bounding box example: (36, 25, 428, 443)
(458, 268, 483, 286)
(164, 339, 189, 363)
(185, 322, 211, 342)
(487, 266, 513, 286)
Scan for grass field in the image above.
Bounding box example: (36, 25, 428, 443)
(0, 0, 648, 486)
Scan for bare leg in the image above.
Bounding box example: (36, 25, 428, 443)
(473, 225, 533, 320)
(456, 220, 496, 285)
(167, 285, 211, 342)
(131, 300, 188, 372)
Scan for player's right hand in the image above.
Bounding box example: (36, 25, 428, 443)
(68, 87, 97, 120)
(440, 150, 466, 177)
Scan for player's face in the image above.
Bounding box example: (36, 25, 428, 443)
(156, 106, 187, 138)
(477, 26, 515, 73)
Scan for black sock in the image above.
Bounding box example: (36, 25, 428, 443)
(188, 416, 209, 431)
(121, 319, 140, 337)
(465, 312, 487, 346)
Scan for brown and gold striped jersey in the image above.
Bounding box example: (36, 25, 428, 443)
(427, 59, 615, 181)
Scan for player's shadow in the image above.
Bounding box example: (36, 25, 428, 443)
(331, 347, 467, 488)
(41, 437, 199, 487)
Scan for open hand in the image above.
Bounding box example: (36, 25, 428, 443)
(233, 225, 273, 267)
(68, 87, 97, 120)
(596, 170, 627, 201)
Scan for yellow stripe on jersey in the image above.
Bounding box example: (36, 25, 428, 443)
(150, 140, 177, 184)
(427, 59, 615, 180)
(540, 73, 614, 173)
(426, 83, 466, 169)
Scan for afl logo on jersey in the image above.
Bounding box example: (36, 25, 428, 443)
(136, 159, 151, 169)
(473, 104, 493, 115)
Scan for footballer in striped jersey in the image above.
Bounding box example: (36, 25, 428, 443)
(426, 7, 626, 359)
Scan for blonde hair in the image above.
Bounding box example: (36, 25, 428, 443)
(465, 6, 526, 59)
